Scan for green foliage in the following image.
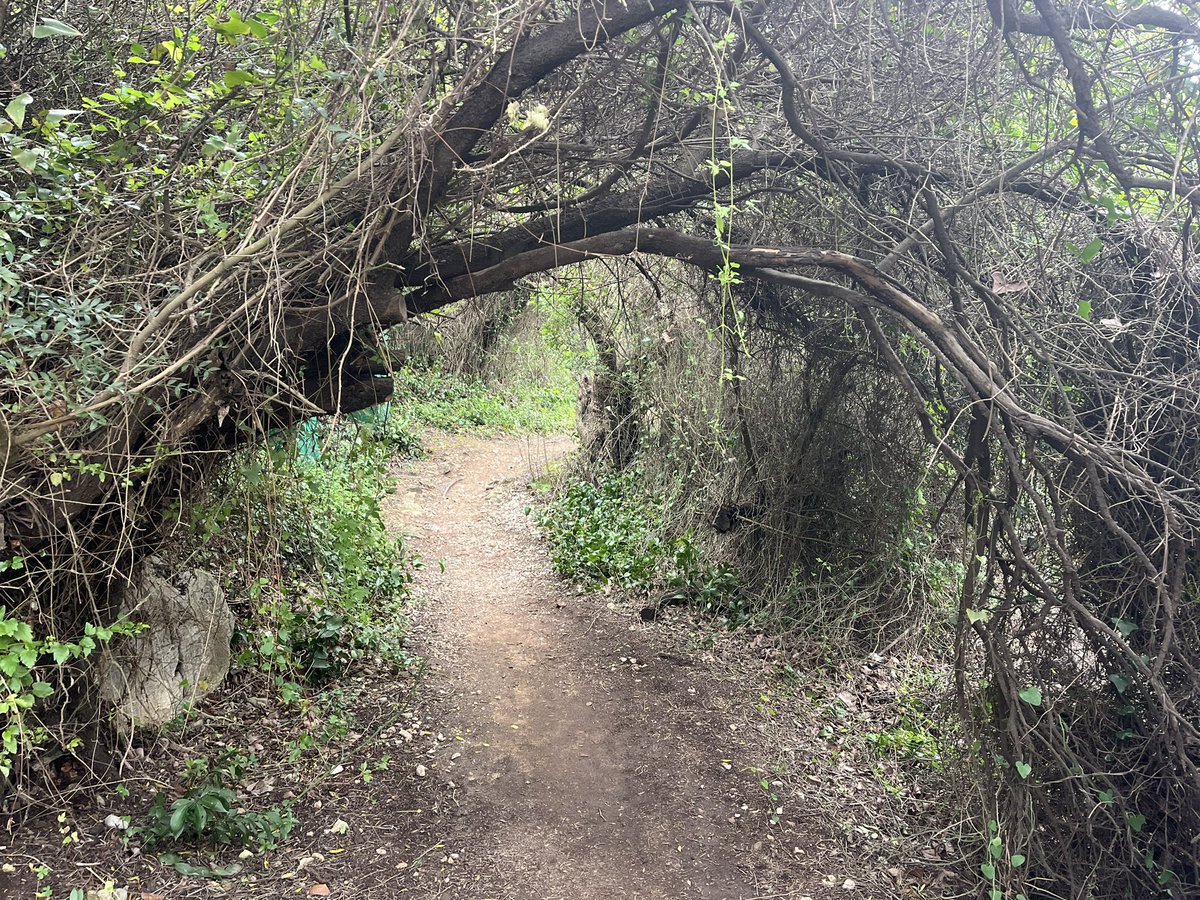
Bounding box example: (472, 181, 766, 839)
(862, 668, 951, 770)
(1, 2, 351, 410)
(537, 469, 746, 623)
(866, 724, 943, 768)
(136, 748, 294, 851)
(664, 533, 747, 626)
(0, 608, 130, 779)
(195, 416, 415, 685)
(538, 469, 666, 590)
(394, 365, 574, 435)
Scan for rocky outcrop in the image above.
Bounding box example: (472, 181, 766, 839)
(99, 561, 233, 728)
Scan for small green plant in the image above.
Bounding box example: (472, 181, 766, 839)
(977, 818, 1029, 900)
(0, 607, 129, 778)
(136, 748, 293, 852)
(538, 468, 666, 590)
(665, 534, 747, 627)
(865, 725, 943, 767)
(139, 784, 294, 851)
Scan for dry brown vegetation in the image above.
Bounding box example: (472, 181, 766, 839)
(3, 1, 1200, 895)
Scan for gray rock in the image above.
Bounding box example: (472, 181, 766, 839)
(99, 560, 233, 728)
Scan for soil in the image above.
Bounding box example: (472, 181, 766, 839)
(389, 431, 837, 900)
(4, 431, 945, 899)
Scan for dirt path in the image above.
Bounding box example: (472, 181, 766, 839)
(386, 432, 830, 900)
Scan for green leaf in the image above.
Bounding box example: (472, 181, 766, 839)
(1011, 853, 1026, 867)
(223, 70, 257, 88)
(169, 802, 189, 837)
(1076, 299, 1092, 321)
(1112, 617, 1137, 637)
(30, 681, 54, 698)
(32, 18, 83, 38)
(156, 853, 243, 879)
(6, 93, 32, 128)
(1015, 760, 1032, 779)
(980, 862, 996, 880)
(1127, 813, 1147, 833)
(988, 836, 1003, 859)
(1072, 237, 1103, 264)
(45, 109, 78, 126)
(1018, 685, 1043, 707)
(11, 148, 38, 174)
(1109, 672, 1130, 694)
(966, 608, 990, 624)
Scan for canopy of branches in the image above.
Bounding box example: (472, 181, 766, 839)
(1, 0, 1198, 895)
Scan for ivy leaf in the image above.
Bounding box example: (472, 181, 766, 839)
(980, 862, 996, 880)
(988, 836, 1003, 859)
(45, 109, 79, 126)
(1127, 813, 1147, 833)
(966, 608, 990, 624)
(1112, 617, 1137, 637)
(1018, 685, 1043, 707)
(1015, 760, 1032, 779)
(1108, 672, 1130, 694)
(32, 18, 83, 38)
(223, 70, 257, 89)
(6, 93, 32, 128)
(1011, 853, 1027, 867)
(1076, 299, 1092, 321)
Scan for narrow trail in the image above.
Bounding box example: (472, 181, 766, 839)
(385, 432, 830, 900)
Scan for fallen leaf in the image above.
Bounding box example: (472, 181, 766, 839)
(307, 885, 331, 896)
(991, 271, 1029, 294)
(327, 818, 349, 835)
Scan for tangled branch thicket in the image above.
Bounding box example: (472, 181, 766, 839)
(2, 0, 1198, 894)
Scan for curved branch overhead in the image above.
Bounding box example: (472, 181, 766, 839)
(2, 0, 1200, 892)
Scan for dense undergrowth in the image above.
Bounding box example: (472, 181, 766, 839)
(5, 0, 1199, 894)
(192, 416, 418, 687)
(0, 349, 584, 895)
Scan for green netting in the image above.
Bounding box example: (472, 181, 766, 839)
(286, 403, 394, 461)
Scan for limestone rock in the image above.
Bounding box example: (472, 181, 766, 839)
(100, 560, 233, 728)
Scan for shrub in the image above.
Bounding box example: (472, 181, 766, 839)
(392, 365, 575, 435)
(194, 415, 415, 685)
(136, 749, 294, 852)
(538, 469, 666, 590)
